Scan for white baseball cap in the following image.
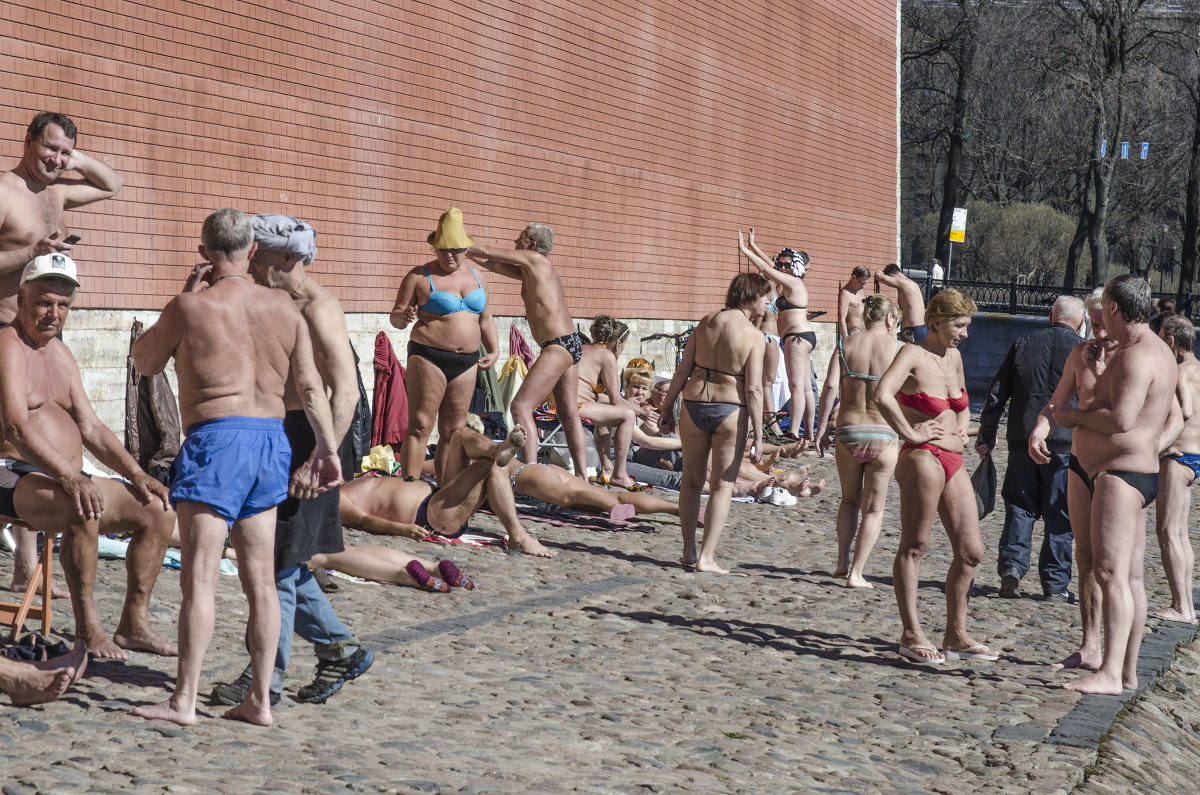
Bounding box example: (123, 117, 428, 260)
(21, 253, 80, 287)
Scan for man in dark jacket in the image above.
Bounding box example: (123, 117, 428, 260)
(977, 296, 1086, 600)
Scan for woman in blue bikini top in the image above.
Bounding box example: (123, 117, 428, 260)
(389, 208, 499, 480)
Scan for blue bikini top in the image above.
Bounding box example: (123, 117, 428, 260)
(419, 266, 486, 315)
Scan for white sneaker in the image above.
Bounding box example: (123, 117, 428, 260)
(759, 486, 798, 506)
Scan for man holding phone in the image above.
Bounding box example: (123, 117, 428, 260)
(0, 111, 123, 598)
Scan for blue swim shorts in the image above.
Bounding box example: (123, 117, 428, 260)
(170, 417, 291, 528)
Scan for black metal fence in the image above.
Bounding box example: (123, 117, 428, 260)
(922, 276, 1190, 316)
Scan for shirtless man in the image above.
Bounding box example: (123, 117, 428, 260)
(1152, 315, 1200, 624)
(340, 425, 555, 557)
(0, 255, 175, 659)
(467, 224, 587, 477)
(131, 209, 341, 726)
(875, 264, 928, 341)
(837, 266, 871, 337)
(1047, 275, 1177, 695)
(0, 641, 87, 706)
(209, 215, 372, 708)
(1030, 288, 1111, 672)
(1, 111, 123, 596)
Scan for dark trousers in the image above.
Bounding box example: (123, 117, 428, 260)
(997, 447, 1073, 595)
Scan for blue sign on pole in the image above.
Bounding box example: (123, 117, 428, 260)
(1121, 142, 1129, 159)
(1141, 142, 1149, 160)
(1101, 139, 1107, 157)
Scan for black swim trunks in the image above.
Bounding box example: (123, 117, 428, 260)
(541, 331, 584, 364)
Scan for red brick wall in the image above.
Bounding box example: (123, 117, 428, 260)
(0, 0, 898, 320)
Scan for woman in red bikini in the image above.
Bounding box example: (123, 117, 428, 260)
(876, 289, 1001, 666)
(659, 272, 769, 573)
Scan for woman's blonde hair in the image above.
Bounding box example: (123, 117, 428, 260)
(862, 294, 900, 327)
(925, 288, 977, 328)
(624, 369, 654, 391)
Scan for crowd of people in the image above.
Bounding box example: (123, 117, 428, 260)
(0, 110, 1194, 721)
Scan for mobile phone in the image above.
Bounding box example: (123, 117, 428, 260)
(63, 235, 82, 245)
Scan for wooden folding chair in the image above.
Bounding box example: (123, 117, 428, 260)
(0, 526, 53, 640)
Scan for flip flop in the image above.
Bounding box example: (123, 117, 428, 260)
(943, 644, 1000, 662)
(897, 644, 945, 666)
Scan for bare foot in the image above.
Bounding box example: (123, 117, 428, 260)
(9, 579, 69, 599)
(495, 427, 526, 467)
(33, 641, 89, 685)
(785, 477, 825, 499)
(607, 474, 637, 489)
(678, 556, 697, 567)
(132, 697, 197, 726)
(1150, 606, 1198, 624)
(509, 533, 557, 558)
(1062, 670, 1125, 695)
(844, 574, 874, 589)
(81, 630, 129, 661)
(1050, 650, 1101, 671)
(743, 477, 776, 499)
(6, 665, 74, 706)
(224, 697, 273, 726)
(695, 557, 730, 574)
(114, 628, 179, 657)
(832, 568, 849, 579)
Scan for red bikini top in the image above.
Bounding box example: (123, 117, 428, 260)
(896, 389, 969, 416)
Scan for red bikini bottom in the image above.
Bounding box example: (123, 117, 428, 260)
(900, 442, 964, 483)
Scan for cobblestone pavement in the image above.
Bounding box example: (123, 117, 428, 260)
(2, 442, 1199, 793)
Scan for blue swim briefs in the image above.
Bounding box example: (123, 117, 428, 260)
(170, 416, 291, 528)
(1169, 452, 1200, 485)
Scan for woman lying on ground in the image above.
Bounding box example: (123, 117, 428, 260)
(814, 295, 903, 588)
(659, 272, 768, 573)
(390, 208, 498, 481)
(875, 288, 999, 665)
(739, 228, 815, 443)
(309, 547, 475, 594)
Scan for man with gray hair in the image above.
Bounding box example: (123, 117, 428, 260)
(468, 224, 593, 513)
(208, 213, 373, 707)
(132, 208, 341, 726)
(978, 295, 1086, 601)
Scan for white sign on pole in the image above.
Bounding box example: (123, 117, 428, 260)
(949, 208, 968, 243)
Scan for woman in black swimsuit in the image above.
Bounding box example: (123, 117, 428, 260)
(659, 273, 769, 573)
(738, 229, 817, 444)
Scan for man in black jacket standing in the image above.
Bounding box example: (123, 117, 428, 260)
(978, 296, 1086, 600)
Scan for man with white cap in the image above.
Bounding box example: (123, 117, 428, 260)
(208, 213, 373, 707)
(0, 253, 176, 659)
(1, 111, 123, 597)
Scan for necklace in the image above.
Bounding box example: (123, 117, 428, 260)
(931, 348, 954, 392)
(213, 275, 246, 284)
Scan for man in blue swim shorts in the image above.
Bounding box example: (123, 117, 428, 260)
(0, 253, 176, 661)
(1153, 315, 1200, 625)
(209, 213, 374, 707)
(131, 209, 341, 728)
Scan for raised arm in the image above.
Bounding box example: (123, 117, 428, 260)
(465, 244, 536, 280)
(60, 150, 123, 209)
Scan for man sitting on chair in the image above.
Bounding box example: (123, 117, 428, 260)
(0, 254, 176, 659)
